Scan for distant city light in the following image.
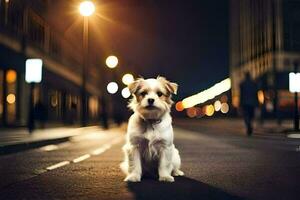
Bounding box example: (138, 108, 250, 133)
(6, 94, 15, 104)
(220, 95, 228, 103)
(182, 78, 231, 108)
(79, 1, 95, 17)
(122, 73, 134, 85)
(25, 59, 43, 83)
(196, 107, 204, 117)
(186, 107, 197, 118)
(205, 104, 214, 116)
(121, 87, 131, 98)
(175, 101, 184, 112)
(106, 55, 118, 69)
(289, 72, 300, 93)
(257, 90, 264, 104)
(107, 82, 118, 94)
(50, 95, 58, 107)
(214, 100, 221, 111)
(232, 96, 239, 108)
(220, 102, 229, 114)
(6, 69, 17, 83)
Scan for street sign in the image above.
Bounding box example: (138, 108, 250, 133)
(289, 72, 300, 93)
(25, 59, 43, 83)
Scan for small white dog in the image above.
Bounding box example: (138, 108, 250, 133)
(120, 76, 184, 182)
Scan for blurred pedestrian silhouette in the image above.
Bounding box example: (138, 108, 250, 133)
(100, 96, 109, 129)
(239, 72, 258, 136)
(70, 102, 77, 124)
(34, 100, 47, 129)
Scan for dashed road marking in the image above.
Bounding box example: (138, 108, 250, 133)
(46, 161, 70, 171)
(45, 136, 124, 171)
(40, 145, 59, 151)
(73, 154, 91, 163)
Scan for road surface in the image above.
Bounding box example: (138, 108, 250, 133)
(0, 120, 299, 199)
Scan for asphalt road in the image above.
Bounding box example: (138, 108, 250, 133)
(0, 119, 300, 200)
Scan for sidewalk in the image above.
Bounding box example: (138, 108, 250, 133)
(174, 118, 297, 137)
(0, 126, 102, 155)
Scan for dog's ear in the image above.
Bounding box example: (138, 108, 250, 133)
(157, 76, 178, 95)
(128, 78, 143, 94)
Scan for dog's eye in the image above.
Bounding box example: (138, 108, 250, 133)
(157, 91, 163, 97)
(140, 91, 148, 96)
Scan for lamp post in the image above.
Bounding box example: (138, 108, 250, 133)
(289, 62, 300, 131)
(79, 1, 95, 126)
(25, 59, 43, 133)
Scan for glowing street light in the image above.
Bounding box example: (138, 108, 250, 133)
(25, 58, 43, 133)
(79, 1, 95, 16)
(79, 1, 95, 126)
(289, 62, 300, 132)
(106, 55, 118, 69)
(182, 78, 231, 109)
(107, 82, 118, 94)
(25, 59, 43, 83)
(289, 72, 300, 93)
(122, 73, 134, 85)
(121, 87, 131, 98)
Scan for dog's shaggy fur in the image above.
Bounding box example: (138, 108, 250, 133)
(120, 76, 184, 182)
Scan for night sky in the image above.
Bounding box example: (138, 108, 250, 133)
(50, 0, 229, 99)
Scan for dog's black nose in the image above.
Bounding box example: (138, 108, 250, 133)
(148, 98, 155, 105)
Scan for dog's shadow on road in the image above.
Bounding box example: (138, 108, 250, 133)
(127, 176, 243, 200)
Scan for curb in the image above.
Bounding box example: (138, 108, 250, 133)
(0, 136, 72, 156)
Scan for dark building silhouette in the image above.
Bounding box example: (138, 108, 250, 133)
(0, 0, 104, 127)
(230, 0, 300, 117)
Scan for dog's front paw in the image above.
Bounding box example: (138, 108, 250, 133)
(124, 173, 141, 182)
(173, 169, 184, 176)
(159, 175, 174, 182)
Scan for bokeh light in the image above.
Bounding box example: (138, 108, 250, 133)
(6, 94, 16, 104)
(182, 78, 231, 108)
(214, 100, 221, 111)
(220, 102, 229, 114)
(6, 70, 17, 83)
(122, 73, 134, 85)
(195, 107, 204, 117)
(79, 1, 95, 16)
(107, 82, 118, 94)
(205, 104, 215, 116)
(121, 87, 131, 98)
(257, 90, 264, 104)
(232, 96, 239, 108)
(220, 95, 228, 103)
(106, 55, 118, 69)
(175, 101, 184, 112)
(186, 107, 197, 118)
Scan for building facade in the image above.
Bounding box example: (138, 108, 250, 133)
(0, 0, 104, 127)
(230, 0, 300, 117)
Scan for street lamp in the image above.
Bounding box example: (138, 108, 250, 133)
(106, 55, 118, 69)
(79, 1, 95, 16)
(289, 62, 300, 132)
(25, 58, 43, 133)
(122, 73, 134, 85)
(121, 87, 131, 98)
(107, 82, 118, 94)
(79, 0, 95, 126)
